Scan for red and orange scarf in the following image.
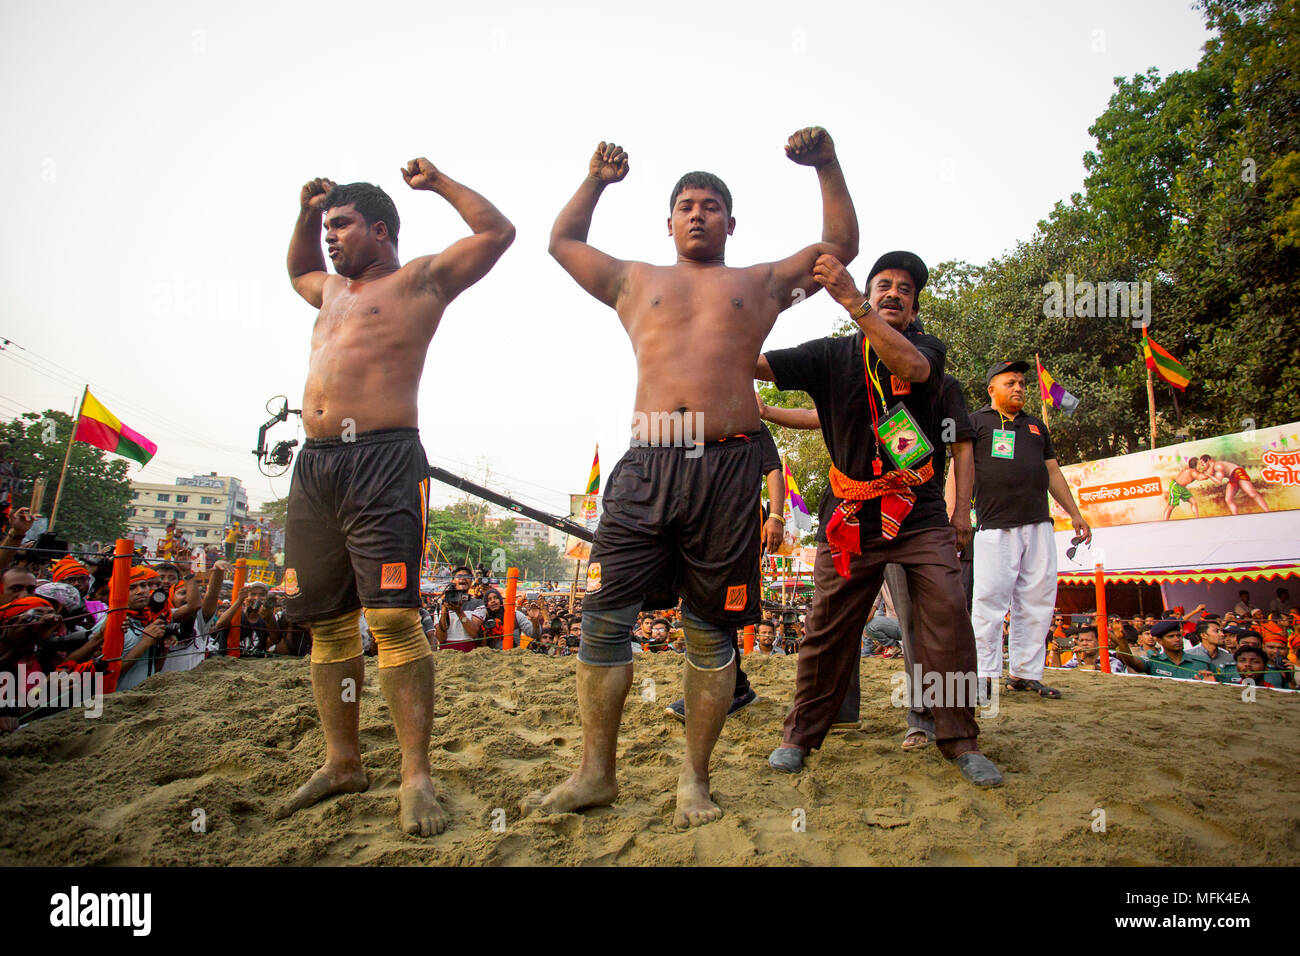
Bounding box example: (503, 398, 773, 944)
(825, 460, 933, 578)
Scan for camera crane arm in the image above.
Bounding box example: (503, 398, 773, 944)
(426, 465, 594, 543)
(252, 398, 302, 476)
(253, 400, 300, 461)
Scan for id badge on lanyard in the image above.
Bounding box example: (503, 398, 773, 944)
(991, 427, 1015, 459)
(876, 403, 933, 470)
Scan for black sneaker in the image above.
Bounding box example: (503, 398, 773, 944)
(665, 689, 757, 723)
(727, 688, 758, 718)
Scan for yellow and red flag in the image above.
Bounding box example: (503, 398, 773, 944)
(74, 390, 156, 465)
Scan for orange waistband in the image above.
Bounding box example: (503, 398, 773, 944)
(829, 460, 934, 501)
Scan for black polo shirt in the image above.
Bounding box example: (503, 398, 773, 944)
(969, 405, 1056, 530)
(765, 325, 948, 543)
(930, 374, 975, 497)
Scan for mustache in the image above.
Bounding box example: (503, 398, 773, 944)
(879, 297, 904, 311)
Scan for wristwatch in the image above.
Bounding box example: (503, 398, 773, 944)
(848, 298, 870, 320)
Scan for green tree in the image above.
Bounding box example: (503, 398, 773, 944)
(757, 383, 827, 541)
(512, 541, 566, 581)
(260, 496, 289, 526)
(424, 506, 514, 569)
(0, 410, 132, 545)
(919, 0, 1299, 463)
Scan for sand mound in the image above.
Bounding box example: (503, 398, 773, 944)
(1, 651, 1297, 866)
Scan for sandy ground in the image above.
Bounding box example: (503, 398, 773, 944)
(1, 650, 1297, 866)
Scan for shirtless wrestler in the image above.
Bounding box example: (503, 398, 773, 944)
(277, 159, 514, 835)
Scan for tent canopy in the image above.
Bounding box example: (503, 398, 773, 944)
(1059, 563, 1300, 586)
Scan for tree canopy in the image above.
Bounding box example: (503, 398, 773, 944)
(0, 410, 132, 545)
(764, 0, 1299, 506)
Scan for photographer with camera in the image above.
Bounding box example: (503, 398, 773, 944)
(77, 565, 171, 691)
(435, 566, 484, 652)
(473, 587, 543, 650)
(210, 579, 274, 657)
(159, 561, 232, 672)
(1, 595, 66, 730)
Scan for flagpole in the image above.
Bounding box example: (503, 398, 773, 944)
(1146, 366, 1158, 449)
(47, 385, 87, 533)
(1036, 353, 1050, 431)
(1167, 384, 1182, 428)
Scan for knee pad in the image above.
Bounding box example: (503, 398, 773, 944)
(576, 602, 639, 667)
(680, 604, 737, 672)
(309, 608, 364, 665)
(363, 607, 433, 669)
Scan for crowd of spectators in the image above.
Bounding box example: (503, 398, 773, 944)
(852, 580, 1298, 692)
(1037, 588, 1298, 689)
(5, 489, 1294, 737)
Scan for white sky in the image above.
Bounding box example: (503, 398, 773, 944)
(0, 0, 1210, 517)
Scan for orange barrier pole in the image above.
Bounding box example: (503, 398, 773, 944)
(503, 567, 519, 650)
(1094, 561, 1111, 673)
(101, 538, 134, 693)
(743, 624, 755, 655)
(227, 557, 247, 657)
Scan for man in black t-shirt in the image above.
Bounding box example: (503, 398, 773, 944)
(759, 372, 976, 751)
(969, 362, 1091, 700)
(755, 251, 1001, 787)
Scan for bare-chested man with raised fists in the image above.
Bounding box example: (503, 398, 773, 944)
(524, 128, 857, 828)
(278, 159, 514, 836)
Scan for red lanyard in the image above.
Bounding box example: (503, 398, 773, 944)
(862, 336, 884, 476)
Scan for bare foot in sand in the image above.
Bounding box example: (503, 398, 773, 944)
(673, 769, 722, 829)
(520, 770, 617, 816)
(273, 762, 369, 819)
(399, 775, 446, 836)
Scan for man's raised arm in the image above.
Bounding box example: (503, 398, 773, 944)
(757, 391, 822, 430)
(548, 142, 632, 308)
(401, 158, 516, 304)
(287, 177, 335, 308)
(769, 127, 859, 308)
(814, 256, 930, 382)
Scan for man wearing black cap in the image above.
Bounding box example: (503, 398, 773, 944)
(969, 361, 1090, 700)
(1109, 619, 1215, 680)
(755, 250, 1002, 787)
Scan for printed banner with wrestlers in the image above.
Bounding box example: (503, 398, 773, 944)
(565, 493, 603, 560)
(1049, 420, 1300, 530)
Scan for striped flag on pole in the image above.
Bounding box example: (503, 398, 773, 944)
(1142, 331, 1190, 390)
(585, 445, 600, 494)
(74, 390, 157, 465)
(783, 462, 812, 532)
(1035, 357, 1080, 416)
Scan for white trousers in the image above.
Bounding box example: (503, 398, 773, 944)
(971, 521, 1057, 681)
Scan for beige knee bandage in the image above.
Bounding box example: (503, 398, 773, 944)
(363, 607, 433, 669)
(309, 608, 364, 664)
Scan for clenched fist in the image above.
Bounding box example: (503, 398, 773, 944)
(588, 141, 630, 184)
(785, 127, 835, 167)
(300, 177, 336, 211)
(401, 157, 442, 190)
(812, 254, 863, 310)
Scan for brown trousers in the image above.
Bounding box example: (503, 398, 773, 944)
(782, 524, 980, 759)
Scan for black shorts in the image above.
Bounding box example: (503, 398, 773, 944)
(583, 434, 763, 627)
(282, 428, 429, 623)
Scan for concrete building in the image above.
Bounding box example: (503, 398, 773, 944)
(128, 472, 248, 544)
(510, 518, 549, 549)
